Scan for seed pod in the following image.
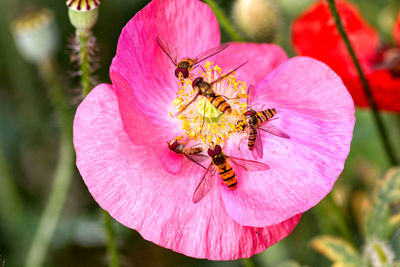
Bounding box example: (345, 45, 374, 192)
(11, 9, 59, 64)
(232, 0, 280, 43)
(66, 0, 100, 30)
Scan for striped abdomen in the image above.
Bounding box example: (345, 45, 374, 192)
(256, 109, 276, 124)
(248, 127, 257, 151)
(207, 93, 232, 114)
(216, 161, 237, 190)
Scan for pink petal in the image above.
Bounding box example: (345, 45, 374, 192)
(221, 57, 355, 227)
(214, 42, 288, 86)
(73, 83, 301, 260)
(110, 0, 220, 119)
(112, 71, 184, 174)
(158, 145, 183, 175)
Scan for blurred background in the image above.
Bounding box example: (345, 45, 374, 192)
(1, 0, 400, 266)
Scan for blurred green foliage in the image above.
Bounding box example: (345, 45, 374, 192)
(312, 168, 400, 267)
(0, 0, 399, 266)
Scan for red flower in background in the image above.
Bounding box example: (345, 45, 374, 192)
(292, 0, 400, 112)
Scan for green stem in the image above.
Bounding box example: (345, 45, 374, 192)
(102, 210, 121, 267)
(0, 146, 25, 239)
(203, 0, 244, 42)
(389, 0, 400, 24)
(77, 29, 93, 97)
(77, 28, 121, 267)
(327, 0, 398, 166)
(25, 60, 75, 267)
(242, 258, 256, 267)
(325, 194, 357, 246)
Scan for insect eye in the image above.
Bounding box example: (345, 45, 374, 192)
(168, 140, 178, 150)
(244, 110, 254, 117)
(207, 145, 222, 157)
(175, 68, 189, 78)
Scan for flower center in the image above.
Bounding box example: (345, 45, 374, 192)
(172, 62, 248, 147)
(372, 46, 400, 77)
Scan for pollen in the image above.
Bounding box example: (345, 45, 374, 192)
(173, 62, 248, 147)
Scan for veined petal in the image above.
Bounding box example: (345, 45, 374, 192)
(214, 42, 288, 86)
(221, 57, 355, 226)
(110, 0, 220, 120)
(73, 83, 301, 259)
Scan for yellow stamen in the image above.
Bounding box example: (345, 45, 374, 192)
(173, 62, 248, 147)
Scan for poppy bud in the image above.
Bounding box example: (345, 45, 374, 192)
(11, 9, 59, 64)
(232, 0, 279, 42)
(67, 0, 100, 31)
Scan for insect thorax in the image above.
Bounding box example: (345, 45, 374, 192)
(197, 82, 213, 96)
(176, 143, 185, 153)
(246, 114, 258, 127)
(212, 153, 226, 165)
(178, 59, 193, 68)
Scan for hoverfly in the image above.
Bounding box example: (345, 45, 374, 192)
(236, 85, 290, 160)
(156, 36, 229, 79)
(176, 62, 247, 118)
(168, 139, 208, 169)
(192, 144, 270, 203)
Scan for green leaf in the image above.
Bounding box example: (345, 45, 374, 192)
(311, 236, 364, 266)
(377, 168, 400, 204)
(389, 213, 400, 233)
(364, 167, 400, 240)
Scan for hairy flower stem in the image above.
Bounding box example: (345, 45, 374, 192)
(327, 0, 398, 166)
(76, 29, 121, 267)
(389, 0, 400, 35)
(25, 60, 75, 267)
(102, 210, 121, 267)
(77, 29, 93, 97)
(203, 0, 244, 42)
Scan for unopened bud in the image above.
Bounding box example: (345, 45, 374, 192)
(232, 0, 280, 42)
(11, 9, 59, 64)
(67, 0, 100, 30)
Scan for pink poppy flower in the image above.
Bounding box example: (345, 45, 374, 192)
(73, 0, 355, 260)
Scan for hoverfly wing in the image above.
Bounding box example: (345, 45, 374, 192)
(193, 164, 217, 203)
(156, 36, 179, 66)
(259, 124, 290, 139)
(210, 61, 248, 86)
(252, 127, 263, 160)
(246, 85, 256, 107)
(184, 154, 209, 168)
(173, 93, 199, 117)
(228, 156, 270, 171)
(193, 43, 229, 65)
